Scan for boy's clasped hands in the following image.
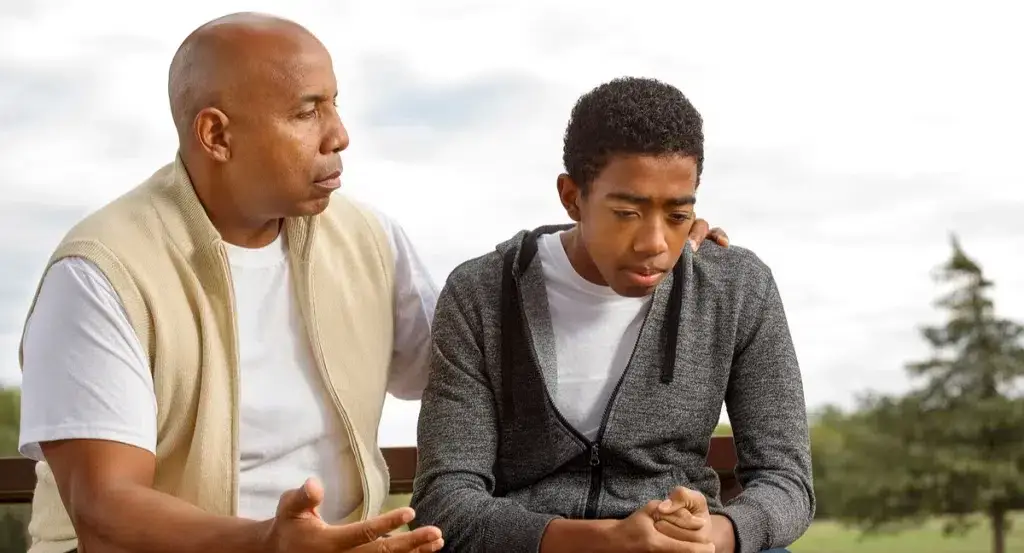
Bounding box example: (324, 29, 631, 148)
(605, 485, 734, 553)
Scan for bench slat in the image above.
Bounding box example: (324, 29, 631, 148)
(0, 436, 741, 504)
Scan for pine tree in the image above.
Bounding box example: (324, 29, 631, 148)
(824, 237, 1024, 553)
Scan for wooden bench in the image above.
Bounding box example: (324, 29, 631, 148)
(0, 436, 741, 506)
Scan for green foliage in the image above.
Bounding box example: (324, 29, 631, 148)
(0, 506, 29, 553)
(0, 387, 20, 457)
(0, 387, 27, 553)
(811, 237, 1024, 553)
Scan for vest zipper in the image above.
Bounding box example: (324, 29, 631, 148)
(513, 272, 653, 519)
(217, 245, 242, 515)
(305, 273, 371, 520)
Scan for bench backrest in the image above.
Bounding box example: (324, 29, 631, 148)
(0, 437, 741, 505)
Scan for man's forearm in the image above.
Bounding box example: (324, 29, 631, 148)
(540, 519, 616, 553)
(74, 483, 269, 553)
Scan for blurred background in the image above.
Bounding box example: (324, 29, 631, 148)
(1, 1, 1022, 551)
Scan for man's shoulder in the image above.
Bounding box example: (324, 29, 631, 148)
(55, 167, 173, 258)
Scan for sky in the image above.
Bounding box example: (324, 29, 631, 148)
(1, 0, 1022, 446)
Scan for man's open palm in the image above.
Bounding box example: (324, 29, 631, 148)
(266, 478, 444, 553)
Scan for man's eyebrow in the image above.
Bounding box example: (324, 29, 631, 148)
(297, 92, 336, 105)
(606, 192, 696, 206)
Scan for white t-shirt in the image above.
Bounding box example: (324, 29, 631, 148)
(536, 231, 652, 441)
(18, 205, 438, 524)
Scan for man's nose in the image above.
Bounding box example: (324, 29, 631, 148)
(322, 109, 349, 154)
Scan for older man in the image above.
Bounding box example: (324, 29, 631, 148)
(17, 12, 728, 553)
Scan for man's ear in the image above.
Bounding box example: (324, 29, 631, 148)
(556, 174, 582, 222)
(195, 107, 231, 162)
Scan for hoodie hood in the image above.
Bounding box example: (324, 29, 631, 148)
(496, 224, 686, 401)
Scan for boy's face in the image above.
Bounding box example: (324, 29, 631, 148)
(557, 154, 698, 298)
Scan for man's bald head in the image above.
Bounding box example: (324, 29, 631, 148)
(163, 12, 349, 237)
(167, 12, 327, 144)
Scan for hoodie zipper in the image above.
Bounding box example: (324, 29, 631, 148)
(513, 269, 654, 519)
(583, 328, 645, 517)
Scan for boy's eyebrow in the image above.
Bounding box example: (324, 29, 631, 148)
(605, 192, 696, 206)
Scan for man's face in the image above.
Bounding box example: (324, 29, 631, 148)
(558, 154, 698, 297)
(223, 39, 348, 219)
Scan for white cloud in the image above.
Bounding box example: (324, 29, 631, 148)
(1, 0, 1022, 445)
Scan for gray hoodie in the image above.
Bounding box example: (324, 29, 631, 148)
(410, 225, 814, 553)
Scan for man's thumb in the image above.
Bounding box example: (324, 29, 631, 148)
(277, 477, 324, 518)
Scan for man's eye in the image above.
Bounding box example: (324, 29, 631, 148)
(614, 210, 638, 219)
(298, 108, 318, 119)
(670, 212, 692, 223)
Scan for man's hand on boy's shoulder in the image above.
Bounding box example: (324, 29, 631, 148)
(688, 218, 730, 252)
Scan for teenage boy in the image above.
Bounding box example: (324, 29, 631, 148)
(410, 77, 814, 553)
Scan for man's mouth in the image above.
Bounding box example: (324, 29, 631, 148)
(313, 170, 342, 190)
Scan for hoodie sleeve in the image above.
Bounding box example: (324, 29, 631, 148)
(409, 265, 559, 553)
(712, 269, 816, 553)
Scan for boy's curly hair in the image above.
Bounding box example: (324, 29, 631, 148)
(562, 76, 704, 193)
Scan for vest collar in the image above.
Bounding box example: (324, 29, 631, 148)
(152, 153, 317, 262)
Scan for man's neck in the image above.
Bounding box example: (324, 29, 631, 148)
(217, 219, 282, 248)
(183, 155, 283, 248)
(197, 191, 282, 248)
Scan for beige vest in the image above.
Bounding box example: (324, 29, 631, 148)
(19, 156, 396, 553)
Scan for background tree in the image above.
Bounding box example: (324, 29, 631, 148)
(0, 387, 19, 456)
(817, 237, 1024, 553)
(0, 386, 28, 553)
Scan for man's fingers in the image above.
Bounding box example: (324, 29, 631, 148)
(331, 507, 417, 548)
(709, 226, 729, 247)
(361, 526, 444, 553)
(686, 218, 710, 252)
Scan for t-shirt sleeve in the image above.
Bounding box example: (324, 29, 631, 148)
(18, 257, 157, 460)
(359, 203, 439, 401)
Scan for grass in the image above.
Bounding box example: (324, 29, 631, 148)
(387, 494, 1022, 552)
(790, 512, 1023, 553)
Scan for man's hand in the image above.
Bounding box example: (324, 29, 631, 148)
(264, 478, 444, 553)
(687, 219, 729, 252)
(650, 486, 715, 552)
